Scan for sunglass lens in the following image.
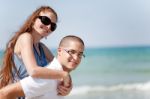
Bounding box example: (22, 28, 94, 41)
(41, 16, 51, 25)
(51, 23, 57, 31)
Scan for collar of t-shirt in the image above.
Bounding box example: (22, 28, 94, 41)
(46, 57, 63, 71)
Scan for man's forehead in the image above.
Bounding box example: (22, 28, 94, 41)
(70, 42, 84, 49)
(68, 40, 83, 46)
(64, 46, 84, 52)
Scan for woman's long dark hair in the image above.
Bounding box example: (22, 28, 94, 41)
(0, 6, 58, 88)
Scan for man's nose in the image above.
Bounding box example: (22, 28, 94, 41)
(72, 54, 81, 61)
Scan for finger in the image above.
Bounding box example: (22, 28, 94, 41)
(57, 86, 70, 96)
(58, 86, 71, 92)
(59, 82, 73, 89)
(57, 80, 73, 96)
(57, 90, 67, 96)
(57, 86, 67, 93)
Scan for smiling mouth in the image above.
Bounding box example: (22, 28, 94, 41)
(70, 61, 78, 66)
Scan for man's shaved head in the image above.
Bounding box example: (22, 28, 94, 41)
(59, 35, 84, 48)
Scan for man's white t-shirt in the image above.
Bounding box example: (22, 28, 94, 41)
(20, 58, 64, 99)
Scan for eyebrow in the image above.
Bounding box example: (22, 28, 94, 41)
(69, 49, 83, 52)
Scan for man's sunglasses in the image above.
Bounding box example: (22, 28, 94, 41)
(38, 16, 57, 31)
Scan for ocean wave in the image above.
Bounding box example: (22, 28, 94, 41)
(70, 81, 150, 96)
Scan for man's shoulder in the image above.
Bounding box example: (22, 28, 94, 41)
(46, 58, 62, 70)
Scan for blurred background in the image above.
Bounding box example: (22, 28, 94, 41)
(1, 0, 150, 99)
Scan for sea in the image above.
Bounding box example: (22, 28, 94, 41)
(1, 46, 150, 99)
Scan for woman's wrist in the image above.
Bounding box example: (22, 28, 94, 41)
(62, 72, 70, 87)
(62, 71, 68, 79)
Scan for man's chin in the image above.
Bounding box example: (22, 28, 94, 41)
(66, 66, 75, 72)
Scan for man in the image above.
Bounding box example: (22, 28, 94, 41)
(0, 35, 85, 99)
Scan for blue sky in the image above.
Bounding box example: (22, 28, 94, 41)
(0, 0, 150, 49)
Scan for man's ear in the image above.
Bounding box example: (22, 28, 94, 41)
(57, 47, 62, 55)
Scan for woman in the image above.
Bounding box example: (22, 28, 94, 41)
(0, 6, 72, 97)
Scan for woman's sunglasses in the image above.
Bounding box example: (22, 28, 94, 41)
(38, 16, 57, 31)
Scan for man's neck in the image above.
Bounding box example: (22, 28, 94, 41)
(56, 57, 71, 73)
(62, 65, 71, 73)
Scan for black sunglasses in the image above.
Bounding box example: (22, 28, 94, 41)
(38, 16, 57, 31)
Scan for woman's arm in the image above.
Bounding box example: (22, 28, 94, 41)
(17, 33, 67, 79)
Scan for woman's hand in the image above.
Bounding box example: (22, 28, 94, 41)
(57, 75, 72, 96)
